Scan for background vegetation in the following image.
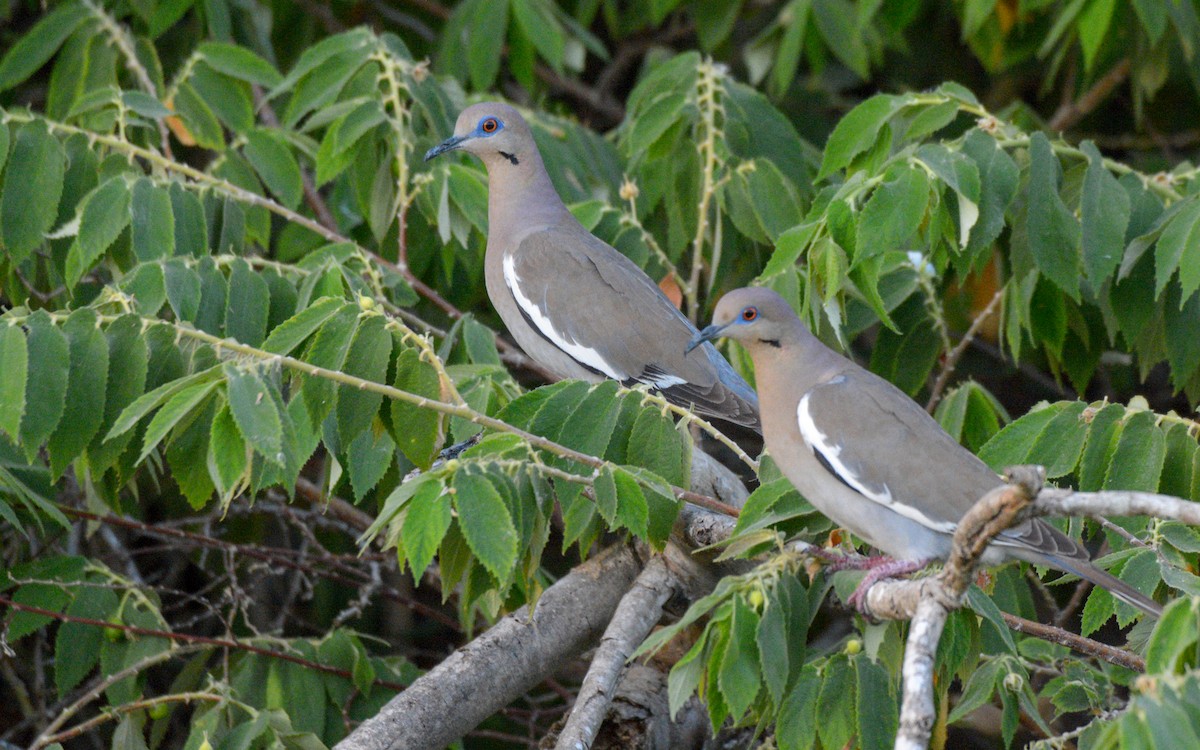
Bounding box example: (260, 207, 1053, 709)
(2, 0, 1200, 748)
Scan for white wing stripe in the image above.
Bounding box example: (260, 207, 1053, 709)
(797, 391, 956, 535)
(503, 254, 628, 381)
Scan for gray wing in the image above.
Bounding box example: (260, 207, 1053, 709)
(799, 370, 1086, 560)
(506, 224, 760, 428)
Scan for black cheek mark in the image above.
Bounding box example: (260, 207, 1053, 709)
(760, 339, 781, 348)
(499, 151, 519, 165)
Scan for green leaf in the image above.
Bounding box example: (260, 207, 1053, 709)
(346, 427, 395, 501)
(300, 306, 359, 426)
(1145, 597, 1199, 673)
(756, 589, 789, 707)
(1025, 133, 1082, 300)
(198, 42, 282, 87)
(464, 0, 509, 89)
(173, 82, 224, 150)
(66, 176, 132, 287)
(819, 94, 897, 179)
(223, 258, 270, 347)
(776, 666, 821, 750)
(0, 325, 28, 440)
(390, 347, 445, 470)
(1078, 402, 1125, 491)
(87, 315, 150, 470)
(130, 178, 175, 261)
(56, 585, 118, 695)
(121, 90, 173, 119)
(452, 468, 519, 583)
(511, 0, 565, 71)
(962, 130, 1019, 259)
(1077, 0, 1116, 71)
(0, 1, 91, 91)
(1133, 0, 1168, 43)
(1103, 410, 1165, 491)
(162, 259, 201, 322)
(169, 183, 207, 257)
(719, 597, 762, 719)
(207, 402, 248, 498)
(223, 364, 283, 464)
(627, 408, 689, 487)
(1154, 197, 1200, 299)
(244, 129, 303, 210)
(816, 657, 857, 750)
(1, 122, 65, 263)
(856, 165, 930, 263)
(1079, 141, 1129, 285)
(1028, 400, 1089, 479)
(19, 311, 69, 455)
(812, 0, 869, 78)
(979, 404, 1061, 471)
(47, 309, 109, 478)
(855, 656, 896, 750)
(401, 478, 451, 576)
(138, 379, 219, 463)
(263, 298, 349, 356)
(337, 315, 392, 447)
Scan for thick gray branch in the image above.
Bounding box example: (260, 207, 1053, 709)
(335, 545, 641, 750)
(554, 556, 679, 750)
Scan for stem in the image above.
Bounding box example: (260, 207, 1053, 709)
(925, 287, 1004, 413)
(685, 60, 725, 323)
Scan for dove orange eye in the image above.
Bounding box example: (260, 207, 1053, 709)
(481, 118, 499, 133)
(741, 307, 758, 322)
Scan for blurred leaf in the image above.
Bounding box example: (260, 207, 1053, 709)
(1, 122, 65, 263)
(0, 325, 28, 441)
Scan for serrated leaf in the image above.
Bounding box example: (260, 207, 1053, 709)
(244, 129, 303, 210)
(336, 315, 391, 447)
(207, 402, 248, 499)
(138, 379, 219, 463)
(223, 258, 270, 347)
(1028, 400, 1089, 479)
(855, 656, 896, 750)
(1103, 410, 1165, 491)
(777, 666, 821, 750)
(0, 325, 28, 440)
(979, 404, 1061, 471)
(1026, 133, 1082, 300)
(65, 175, 132, 286)
(130, 178, 174, 261)
(19, 312, 69, 455)
(962, 130, 1019, 259)
(346, 427, 394, 501)
(819, 94, 898, 178)
(719, 597, 762, 719)
(627, 408, 689, 487)
(169, 183, 207, 257)
(1, 122, 66, 262)
(198, 41, 282, 87)
(1154, 197, 1200, 299)
(1078, 402, 1125, 491)
(856, 165, 930, 263)
(223, 364, 283, 464)
(1079, 141, 1129, 285)
(757, 591, 789, 707)
(401, 478, 451, 576)
(56, 585, 118, 696)
(390, 347, 444, 470)
(0, 2, 90, 91)
(816, 657, 856, 750)
(47, 309, 109, 478)
(452, 469, 519, 582)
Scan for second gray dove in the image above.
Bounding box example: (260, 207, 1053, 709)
(425, 102, 760, 432)
(688, 287, 1161, 616)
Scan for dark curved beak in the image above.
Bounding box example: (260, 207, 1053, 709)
(685, 323, 728, 355)
(424, 134, 468, 162)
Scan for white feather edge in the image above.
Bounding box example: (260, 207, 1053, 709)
(796, 389, 957, 535)
(503, 253, 626, 380)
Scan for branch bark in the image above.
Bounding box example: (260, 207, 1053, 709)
(553, 556, 679, 750)
(334, 545, 641, 750)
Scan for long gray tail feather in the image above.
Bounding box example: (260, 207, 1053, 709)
(1051, 557, 1162, 617)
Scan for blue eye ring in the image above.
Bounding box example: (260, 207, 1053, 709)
(480, 117, 501, 134)
(740, 306, 758, 322)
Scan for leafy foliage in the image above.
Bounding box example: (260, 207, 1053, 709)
(1, 1, 1200, 749)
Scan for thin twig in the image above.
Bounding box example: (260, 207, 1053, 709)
(925, 287, 1003, 412)
(1049, 58, 1132, 132)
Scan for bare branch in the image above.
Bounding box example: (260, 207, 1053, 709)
(334, 545, 642, 750)
(554, 556, 679, 750)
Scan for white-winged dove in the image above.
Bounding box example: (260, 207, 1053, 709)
(425, 103, 760, 431)
(687, 287, 1161, 615)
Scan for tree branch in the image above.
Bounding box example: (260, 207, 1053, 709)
(334, 545, 643, 750)
(553, 556, 679, 750)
